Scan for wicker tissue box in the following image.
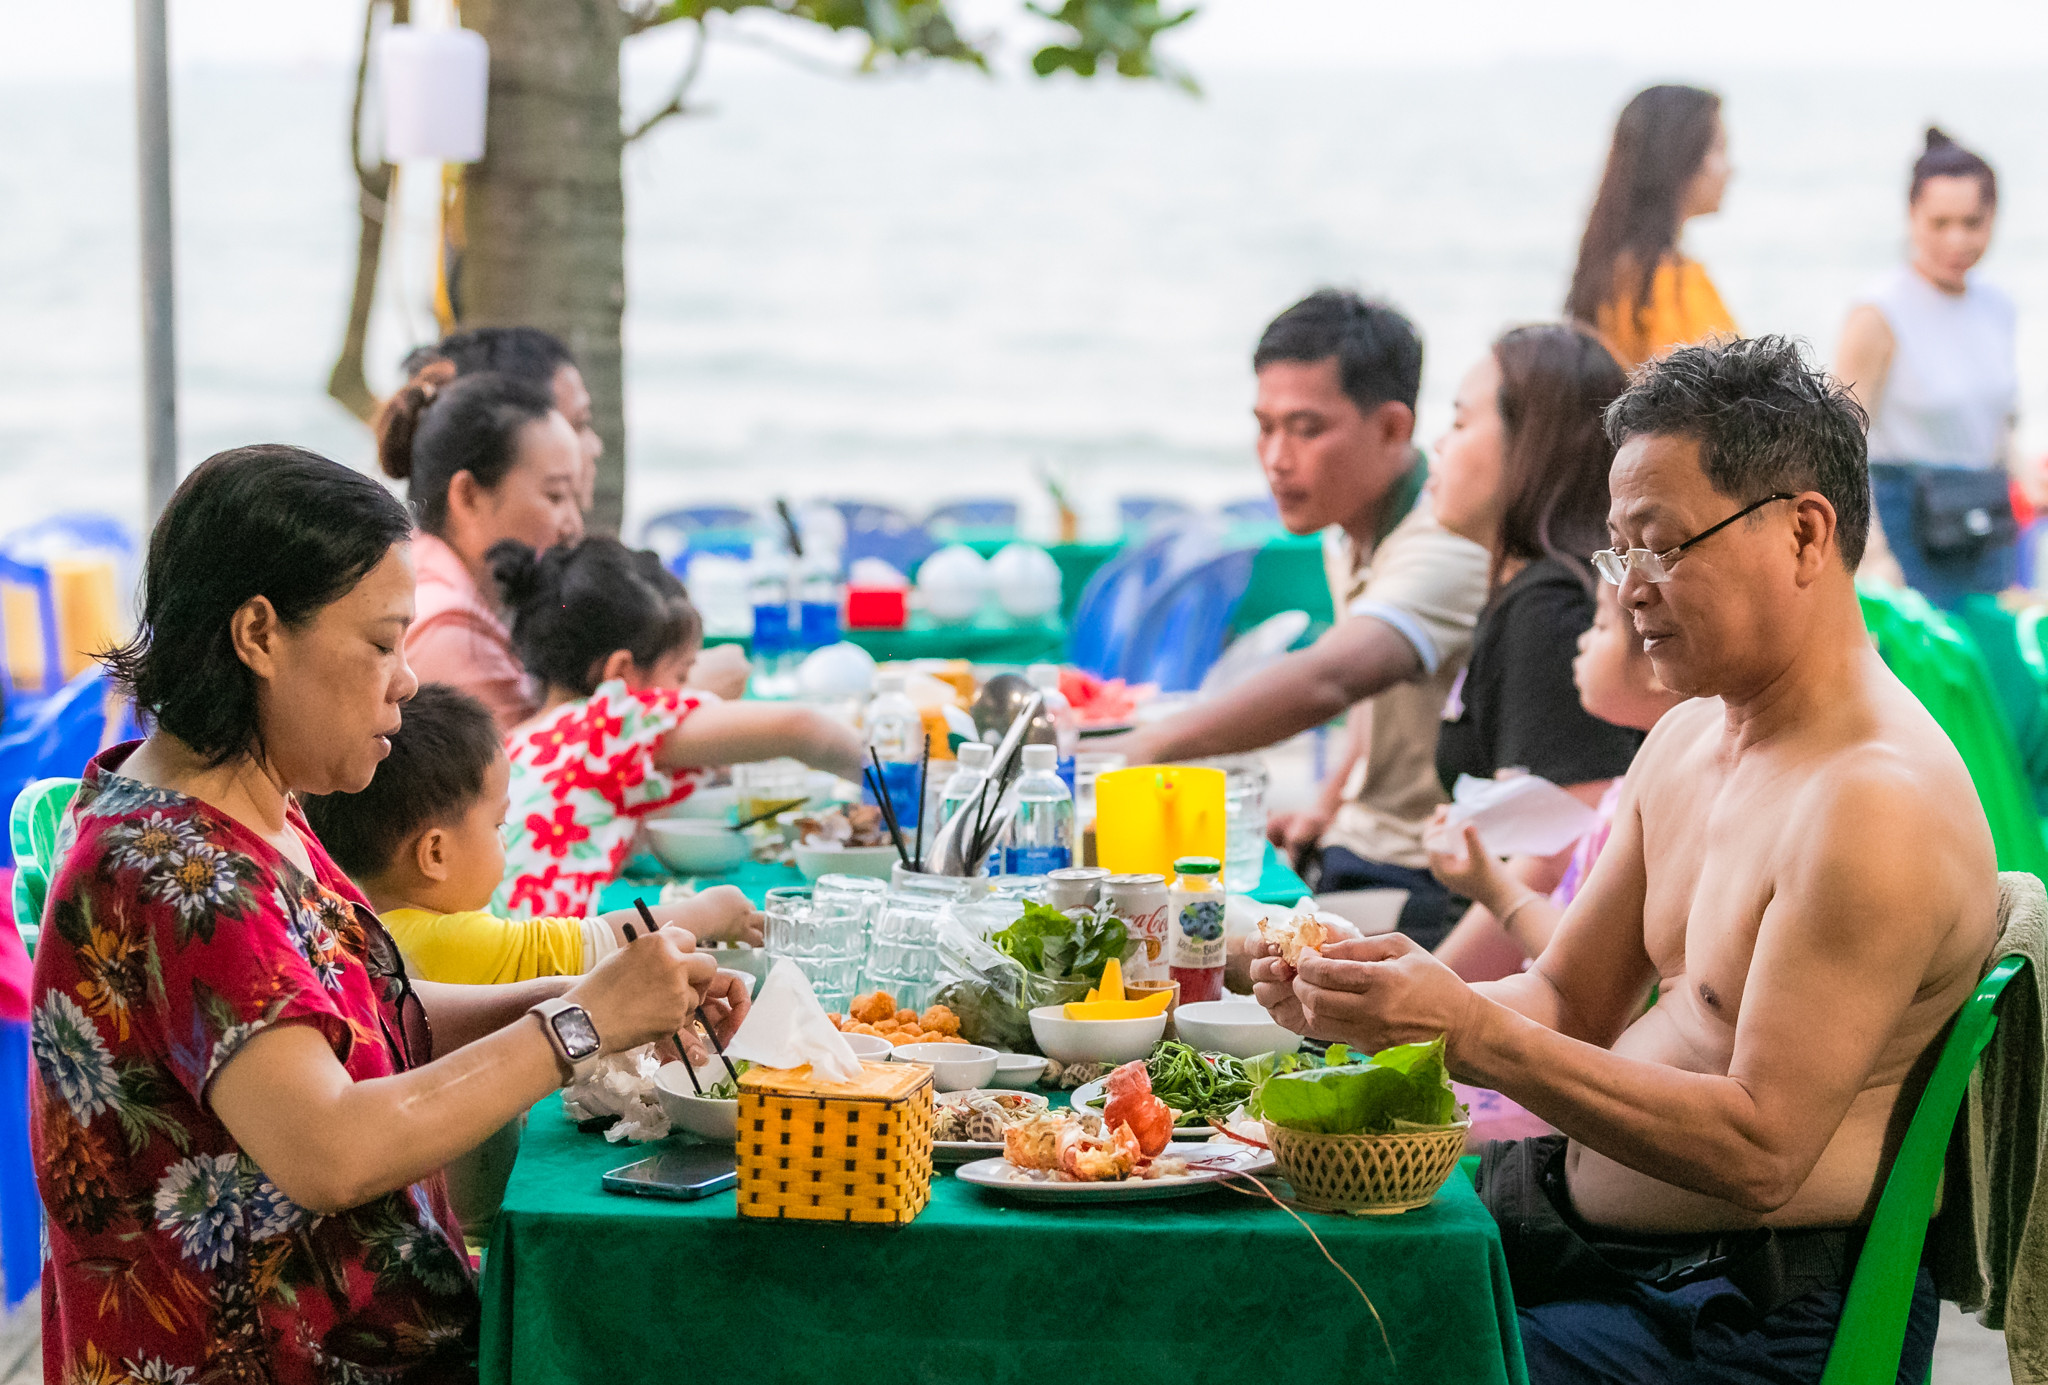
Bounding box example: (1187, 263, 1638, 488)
(736, 1060, 935, 1225)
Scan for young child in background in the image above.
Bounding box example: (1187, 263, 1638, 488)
(302, 683, 763, 984)
(1427, 579, 1688, 981)
(490, 537, 866, 919)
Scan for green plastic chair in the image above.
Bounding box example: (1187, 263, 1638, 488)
(1818, 942, 2028, 1385)
(1861, 585, 2048, 878)
(7, 776, 80, 955)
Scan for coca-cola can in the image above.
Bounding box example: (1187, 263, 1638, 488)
(1103, 873, 1171, 981)
(1044, 866, 1110, 912)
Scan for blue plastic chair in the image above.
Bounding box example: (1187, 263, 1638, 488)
(1117, 546, 1260, 692)
(1067, 522, 1225, 677)
(0, 668, 115, 869)
(925, 499, 1019, 539)
(1219, 496, 1279, 525)
(640, 507, 761, 566)
(1118, 496, 1195, 535)
(0, 514, 135, 563)
(832, 502, 935, 577)
(0, 553, 63, 705)
(2016, 516, 2048, 590)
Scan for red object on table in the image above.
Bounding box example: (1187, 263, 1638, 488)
(1170, 965, 1224, 1004)
(845, 587, 908, 629)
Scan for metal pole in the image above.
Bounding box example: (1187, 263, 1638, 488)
(135, 0, 178, 524)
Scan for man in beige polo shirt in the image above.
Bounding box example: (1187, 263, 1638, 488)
(1107, 290, 1489, 945)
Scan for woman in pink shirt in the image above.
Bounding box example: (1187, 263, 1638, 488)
(375, 365, 584, 728)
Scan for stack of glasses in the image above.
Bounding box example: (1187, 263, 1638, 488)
(761, 875, 884, 1014)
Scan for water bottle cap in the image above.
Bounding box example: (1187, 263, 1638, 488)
(1027, 663, 1061, 692)
(957, 741, 994, 770)
(1022, 744, 1057, 773)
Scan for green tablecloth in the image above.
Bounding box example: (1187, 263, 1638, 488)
(595, 840, 1313, 915)
(479, 1097, 1528, 1385)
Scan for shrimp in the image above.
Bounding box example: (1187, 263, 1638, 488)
(1057, 1120, 1141, 1181)
(1101, 1060, 1174, 1157)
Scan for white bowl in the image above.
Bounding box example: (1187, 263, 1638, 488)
(661, 785, 738, 821)
(791, 842, 900, 883)
(1027, 1005, 1168, 1065)
(887, 1042, 999, 1092)
(704, 942, 771, 996)
(654, 1061, 738, 1141)
(839, 1031, 892, 1061)
(989, 1052, 1048, 1089)
(1171, 999, 1303, 1060)
(643, 819, 749, 876)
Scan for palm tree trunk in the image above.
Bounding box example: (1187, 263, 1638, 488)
(459, 0, 629, 534)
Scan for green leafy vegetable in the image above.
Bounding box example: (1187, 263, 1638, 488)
(1255, 1037, 1462, 1135)
(989, 900, 1128, 983)
(705, 1059, 753, 1101)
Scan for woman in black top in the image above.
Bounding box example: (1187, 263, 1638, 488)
(1424, 325, 1640, 947)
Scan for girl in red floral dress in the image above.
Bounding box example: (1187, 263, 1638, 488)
(34, 446, 746, 1383)
(489, 539, 864, 920)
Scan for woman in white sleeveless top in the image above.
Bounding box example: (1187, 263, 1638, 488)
(1836, 128, 2016, 610)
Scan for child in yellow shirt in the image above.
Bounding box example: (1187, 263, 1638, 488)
(302, 683, 761, 985)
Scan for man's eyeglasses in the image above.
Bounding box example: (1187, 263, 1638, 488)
(1593, 493, 1798, 586)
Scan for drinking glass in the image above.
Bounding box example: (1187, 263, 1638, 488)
(1219, 757, 1270, 893)
(864, 874, 974, 1011)
(734, 758, 811, 824)
(762, 885, 865, 1014)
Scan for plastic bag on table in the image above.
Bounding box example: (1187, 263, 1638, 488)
(930, 908, 1091, 1053)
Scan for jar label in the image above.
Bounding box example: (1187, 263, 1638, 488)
(1167, 892, 1226, 970)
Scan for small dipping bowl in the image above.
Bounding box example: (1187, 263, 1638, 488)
(643, 820, 749, 876)
(839, 1032, 892, 1061)
(887, 1042, 999, 1092)
(989, 1053, 1048, 1089)
(654, 1061, 737, 1141)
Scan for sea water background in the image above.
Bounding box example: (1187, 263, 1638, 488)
(5, 54, 2048, 539)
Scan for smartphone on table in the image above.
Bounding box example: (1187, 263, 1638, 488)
(602, 1145, 737, 1201)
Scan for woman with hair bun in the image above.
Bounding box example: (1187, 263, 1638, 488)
(374, 368, 584, 729)
(1565, 84, 1738, 371)
(1836, 127, 2016, 608)
(402, 326, 602, 512)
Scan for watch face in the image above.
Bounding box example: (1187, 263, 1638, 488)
(550, 1006, 601, 1061)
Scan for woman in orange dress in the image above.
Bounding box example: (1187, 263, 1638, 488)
(1564, 84, 1737, 371)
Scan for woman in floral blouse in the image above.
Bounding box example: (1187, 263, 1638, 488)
(489, 538, 863, 920)
(33, 445, 745, 1383)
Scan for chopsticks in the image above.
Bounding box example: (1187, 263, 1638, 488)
(732, 797, 807, 832)
(625, 897, 743, 1092)
(912, 740, 930, 871)
(864, 747, 912, 869)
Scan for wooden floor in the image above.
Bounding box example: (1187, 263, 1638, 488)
(0, 1286, 2014, 1382)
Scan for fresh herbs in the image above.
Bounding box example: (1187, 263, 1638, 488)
(1253, 1037, 1462, 1135)
(1144, 1041, 1253, 1126)
(705, 1059, 753, 1101)
(989, 900, 1128, 984)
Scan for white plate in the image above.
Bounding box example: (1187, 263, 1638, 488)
(954, 1141, 1273, 1202)
(1068, 1078, 1217, 1139)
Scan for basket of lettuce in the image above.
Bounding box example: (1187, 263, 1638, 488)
(1250, 1037, 1470, 1214)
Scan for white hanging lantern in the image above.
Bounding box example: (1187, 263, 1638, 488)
(379, 25, 489, 163)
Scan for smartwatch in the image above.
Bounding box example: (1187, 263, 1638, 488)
(529, 998, 602, 1084)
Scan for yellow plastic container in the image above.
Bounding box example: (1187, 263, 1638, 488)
(1093, 765, 1228, 885)
(736, 1060, 934, 1225)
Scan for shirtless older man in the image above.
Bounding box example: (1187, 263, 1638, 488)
(1252, 337, 1997, 1383)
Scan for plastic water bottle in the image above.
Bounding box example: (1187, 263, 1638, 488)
(796, 549, 842, 654)
(863, 671, 923, 830)
(937, 741, 994, 830)
(1003, 744, 1074, 877)
(748, 552, 792, 692)
(1027, 663, 1078, 793)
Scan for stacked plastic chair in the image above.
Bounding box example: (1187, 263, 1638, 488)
(1116, 546, 1261, 692)
(1859, 583, 2048, 877)
(1067, 522, 1227, 678)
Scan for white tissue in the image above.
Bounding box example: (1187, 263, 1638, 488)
(724, 959, 864, 1084)
(1440, 774, 1598, 859)
(561, 1047, 673, 1144)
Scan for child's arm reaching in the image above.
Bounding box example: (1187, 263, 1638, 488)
(1425, 815, 1565, 979)
(581, 885, 764, 971)
(655, 701, 867, 780)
